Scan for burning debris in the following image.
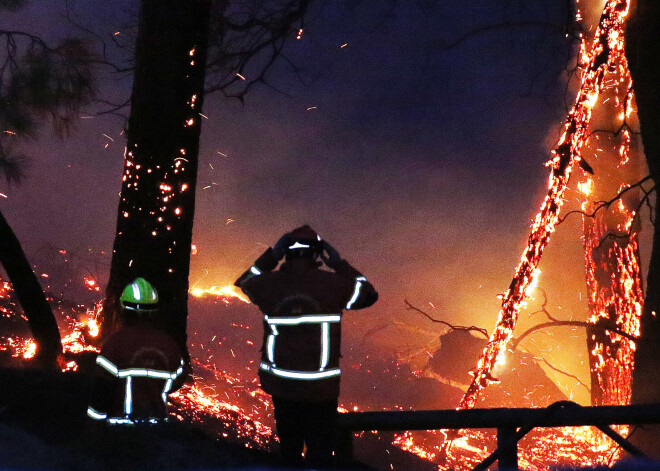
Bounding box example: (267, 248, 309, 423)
(0, 275, 276, 451)
(429, 330, 569, 409)
(0, 265, 634, 470)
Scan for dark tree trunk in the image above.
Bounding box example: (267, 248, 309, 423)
(625, 0, 660, 457)
(0, 209, 61, 367)
(103, 0, 211, 363)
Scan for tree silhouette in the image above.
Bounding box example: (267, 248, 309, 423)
(625, 0, 660, 457)
(0, 0, 94, 367)
(102, 0, 312, 364)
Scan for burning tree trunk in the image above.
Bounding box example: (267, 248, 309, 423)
(580, 40, 644, 407)
(0, 209, 61, 367)
(457, 0, 632, 411)
(624, 0, 660, 456)
(103, 0, 211, 362)
(583, 203, 643, 406)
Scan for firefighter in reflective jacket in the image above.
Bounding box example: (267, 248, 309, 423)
(87, 277, 185, 425)
(235, 225, 378, 467)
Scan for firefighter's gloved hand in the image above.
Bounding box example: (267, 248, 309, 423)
(321, 240, 342, 269)
(272, 234, 291, 261)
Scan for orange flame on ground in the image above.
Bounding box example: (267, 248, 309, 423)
(190, 285, 250, 304)
(0, 273, 632, 468)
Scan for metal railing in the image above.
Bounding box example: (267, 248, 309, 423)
(336, 401, 660, 470)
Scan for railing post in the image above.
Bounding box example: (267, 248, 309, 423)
(497, 427, 518, 470)
(334, 427, 354, 466)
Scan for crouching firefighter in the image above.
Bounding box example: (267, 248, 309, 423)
(87, 277, 185, 425)
(235, 225, 378, 467)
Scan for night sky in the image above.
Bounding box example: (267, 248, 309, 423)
(1, 0, 635, 405)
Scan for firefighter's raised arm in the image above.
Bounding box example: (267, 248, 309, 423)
(234, 234, 292, 288)
(321, 240, 378, 310)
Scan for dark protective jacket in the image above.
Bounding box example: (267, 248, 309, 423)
(235, 249, 378, 401)
(87, 323, 185, 425)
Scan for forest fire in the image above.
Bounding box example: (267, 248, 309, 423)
(0, 270, 639, 469)
(0, 1, 648, 466)
(458, 0, 633, 411)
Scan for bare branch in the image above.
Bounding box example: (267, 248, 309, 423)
(511, 320, 638, 351)
(534, 354, 591, 393)
(64, 0, 133, 74)
(404, 299, 489, 338)
(558, 174, 655, 224)
(431, 21, 577, 51)
(204, 0, 312, 99)
(527, 287, 560, 322)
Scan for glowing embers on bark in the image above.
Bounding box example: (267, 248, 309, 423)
(584, 232, 641, 407)
(582, 111, 643, 409)
(457, 0, 633, 411)
(580, 23, 642, 411)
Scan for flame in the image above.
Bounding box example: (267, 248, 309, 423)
(190, 285, 250, 304)
(578, 178, 594, 196)
(0, 267, 633, 468)
(457, 0, 633, 411)
(21, 339, 37, 359)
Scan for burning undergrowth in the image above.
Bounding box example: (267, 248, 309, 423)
(188, 295, 624, 470)
(0, 276, 626, 469)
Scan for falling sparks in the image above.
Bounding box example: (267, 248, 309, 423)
(0, 269, 631, 468)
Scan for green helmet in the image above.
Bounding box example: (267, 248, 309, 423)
(120, 277, 159, 312)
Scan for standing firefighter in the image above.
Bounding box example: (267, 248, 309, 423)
(87, 278, 185, 425)
(235, 225, 378, 467)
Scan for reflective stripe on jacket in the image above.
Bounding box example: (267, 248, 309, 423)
(237, 252, 377, 401)
(261, 313, 342, 380)
(87, 323, 185, 425)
